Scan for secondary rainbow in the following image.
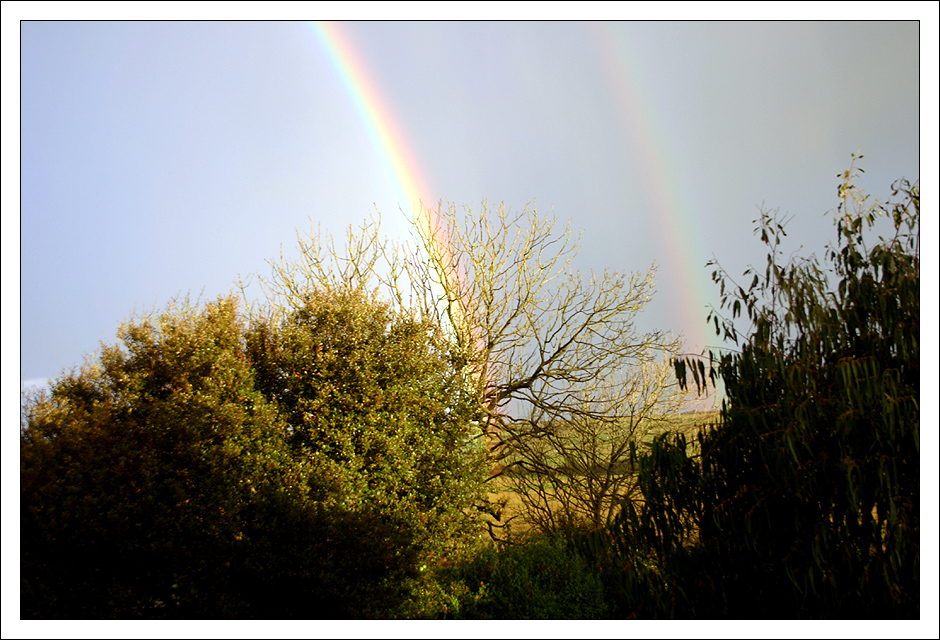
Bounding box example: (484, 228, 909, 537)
(591, 23, 713, 354)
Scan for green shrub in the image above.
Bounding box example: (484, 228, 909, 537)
(21, 289, 490, 618)
(440, 533, 608, 619)
(21, 297, 309, 617)
(245, 287, 489, 574)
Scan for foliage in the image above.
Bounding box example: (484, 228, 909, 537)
(579, 160, 919, 618)
(571, 430, 711, 618)
(21, 297, 311, 617)
(245, 286, 489, 567)
(21, 289, 490, 618)
(436, 533, 608, 619)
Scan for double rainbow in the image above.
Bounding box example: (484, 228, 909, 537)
(308, 21, 710, 355)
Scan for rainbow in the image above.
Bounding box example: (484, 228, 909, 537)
(307, 21, 434, 225)
(590, 23, 712, 354)
(306, 21, 469, 339)
(308, 20, 712, 359)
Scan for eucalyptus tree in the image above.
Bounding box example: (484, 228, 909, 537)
(585, 159, 920, 618)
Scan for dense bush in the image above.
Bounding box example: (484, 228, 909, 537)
(435, 532, 607, 619)
(21, 297, 306, 617)
(21, 289, 488, 618)
(577, 163, 920, 618)
(245, 288, 487, 559)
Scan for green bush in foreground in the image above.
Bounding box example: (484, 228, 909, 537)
(21, 289, 489, 618)
(21, 297, 307, 617)
(246, 287, 487, 564)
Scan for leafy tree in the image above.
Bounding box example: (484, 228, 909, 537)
(245, 286, 489, 568)
(21, 296, 311, 617)
(21, 289, 490, 618)
(583, 159, 920, 618)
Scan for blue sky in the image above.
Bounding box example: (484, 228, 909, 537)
(9, 14, 934, 400)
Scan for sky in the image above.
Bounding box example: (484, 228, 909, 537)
(14, 16, 930, 397)
(5, 6, 939, 636)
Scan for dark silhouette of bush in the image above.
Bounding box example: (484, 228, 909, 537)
(21, 297, 307, 617)
(577, 160, 919, 619)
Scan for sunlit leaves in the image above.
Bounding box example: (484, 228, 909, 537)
(257, 200, 687, 541)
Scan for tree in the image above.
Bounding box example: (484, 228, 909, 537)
(21, 296, 312, 617)
(21, 289, 490, 618)
(503, 352, 691, 534)
(244, 286, 488, 565)
(584, 158, 920, 618)
(261, 201, 686, 536)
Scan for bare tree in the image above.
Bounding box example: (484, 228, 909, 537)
(258, 201, 689, 536)
(503, 353, 691, 534)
